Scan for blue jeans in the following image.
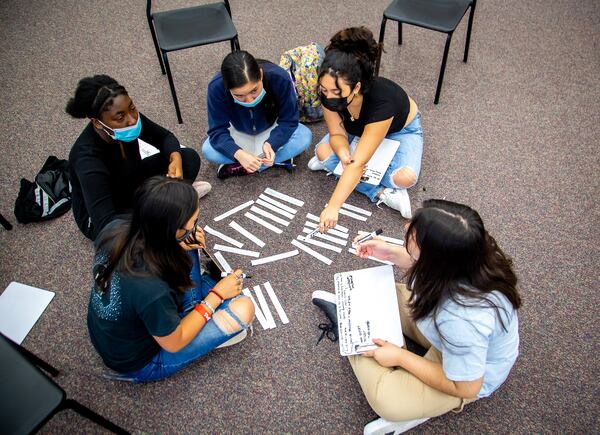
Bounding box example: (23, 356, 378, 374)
(122, 250, 250, 383)
(317, 112, 423, 202)
(202, 123, 312, 171)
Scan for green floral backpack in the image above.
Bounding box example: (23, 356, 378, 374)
(280, 43, 325, 123)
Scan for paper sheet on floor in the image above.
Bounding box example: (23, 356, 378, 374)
(297, 236, 342, 253)
(253, 285, 277, 329)
(339, 208, 368, 221)
(242, 288, 269, 330)
(255, 198, 295, 219)
(251, 250, 299, 266)
(304, 221, 349, 239)
(214, 200, 254, 221)
(259, 194, 298, 214)
(357, 230, 404, 245)
(213, 244, 260, 258)
(245, 212, 283, 234)
(291, 239, 333, 265)
(229, 221, 265, 248)
(302, 228, 347, 246)
(305, 213, 349, 232)
(264, 188, 304, 207)
(264, 282, 289, 324)
(204, 225, 244, 248)
(348, 248, 394, 265)
(213, 251, 233, 273)
(250, 206, 291, 226)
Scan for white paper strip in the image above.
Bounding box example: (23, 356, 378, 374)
(302, 228, 347, 246)
(251, 250, 299, 266)
(255, 198, 295, 220)
(291, 239, 333, 265)
(305, 213, 349, 232)
(339, 208, 368, 221)
(264, 282, 289, 324)
(357, 230, 405, 245)
(214, 200, 254, 222)
(242, 288, 269, 330)
(213, 251, 233, 273)
(229, 221, 265, 248)
(259, 194, 298, 214)
(264, 188, 304, 207)
(204, 225, 244, 248)
(250, 206, 291, 227)
(254, 285, 276, 329)
(304, 221, 349, 239)
(348, 248, 394, 265)
(341, 202, 372, 216)
(213, 244, 260, 258)
(245, 212, 283, 234)
(297, 236, 342, 253)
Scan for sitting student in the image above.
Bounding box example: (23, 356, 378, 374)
(202, 50, 312, 179)
(88, 176, 254, 383)
(310, 27, 423, 233)
(312, 199, 521, 432)
(66, 74, 211, 240)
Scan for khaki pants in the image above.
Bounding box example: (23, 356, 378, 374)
(348, 284, 475, 421)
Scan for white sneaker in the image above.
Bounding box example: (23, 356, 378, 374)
(377, 188, 412, 219)
(192, 180, 212, 199)
(363, 417, 429, 435)
(307, 155, 326, 171)
(217, 328, 248, 349)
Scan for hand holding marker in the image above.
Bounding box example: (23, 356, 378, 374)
(354, 229, 383, 246)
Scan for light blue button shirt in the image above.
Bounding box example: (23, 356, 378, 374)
(416, 290, 519, 398)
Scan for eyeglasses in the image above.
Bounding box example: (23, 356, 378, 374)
(176, 217, 200, 243)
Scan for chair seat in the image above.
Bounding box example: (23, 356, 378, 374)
(153, 2, 237, 52)
(384, 0, 472, 33)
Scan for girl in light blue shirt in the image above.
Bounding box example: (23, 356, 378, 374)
(350, 199, 522, 432)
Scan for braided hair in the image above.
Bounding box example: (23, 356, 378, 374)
(319, 26, 382, 94)
(65, 74, 128, 119)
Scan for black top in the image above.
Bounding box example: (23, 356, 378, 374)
(68, 113, 180, 240)
(87, 225, 182, 373)
(342, 77, 410, 137)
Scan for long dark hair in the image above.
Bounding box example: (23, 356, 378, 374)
(318, 26, 382, 94)
(65, 74, 128, 119)
(95, 176, 199, 295)
(220, 50, 279, 124)
(406, 199, 521, 334)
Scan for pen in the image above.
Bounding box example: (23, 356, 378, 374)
(220, 272, 253, 279)
(306, 227, 321, 239)
(355, 229, 383, 245)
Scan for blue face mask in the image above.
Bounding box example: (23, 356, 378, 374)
(232, 87, 266, 108)
(98, 116, 142, 142)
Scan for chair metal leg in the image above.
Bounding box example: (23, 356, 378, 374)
(63, 399, 129, 434)
(0, 213, 12, 230)
(376, 17, 387, 76)
(162, 51, 183, 124)
(398, 22, 403, 45)
(463, 1, 476, 62)
(147, 19, 166, 75)
(434, 33, 453, 104)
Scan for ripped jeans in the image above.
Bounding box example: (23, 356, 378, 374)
(317, 112, 423, 202)
(121, 250, 250, 383)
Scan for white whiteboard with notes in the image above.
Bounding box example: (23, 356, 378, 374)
(335, 265, 404, 356)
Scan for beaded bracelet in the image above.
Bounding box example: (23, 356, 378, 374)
(202, 299, 215, 314)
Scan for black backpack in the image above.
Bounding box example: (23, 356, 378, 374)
(14, 156, 72, 223)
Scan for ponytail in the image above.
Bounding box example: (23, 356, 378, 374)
(65, 74, 128, 119)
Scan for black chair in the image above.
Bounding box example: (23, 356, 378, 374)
(376, 0, 477, 104)
(0, 213, 13, 230)
(146, 0, 240, 124)
(0, 333, 128, 434)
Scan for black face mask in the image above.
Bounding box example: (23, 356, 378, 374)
(319, 91, 356, 113)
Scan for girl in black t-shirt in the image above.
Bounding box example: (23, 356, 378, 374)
(308, 27, 424, 230)
(87, 176, 254, 382)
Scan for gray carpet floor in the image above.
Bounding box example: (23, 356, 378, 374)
(0, 0, 598, 433)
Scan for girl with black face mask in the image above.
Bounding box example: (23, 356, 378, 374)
(308, 27, 424, 232)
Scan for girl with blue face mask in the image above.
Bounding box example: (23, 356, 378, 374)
(66, 74, 211, 241)
(202, 50, 312, 179)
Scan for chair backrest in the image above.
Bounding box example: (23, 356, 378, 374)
(147, 0, 233, 18)
(0, 334, 65, 434)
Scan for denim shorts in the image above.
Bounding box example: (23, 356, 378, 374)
(121, 250, 250, 383)
(317, 112, 423, 202)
